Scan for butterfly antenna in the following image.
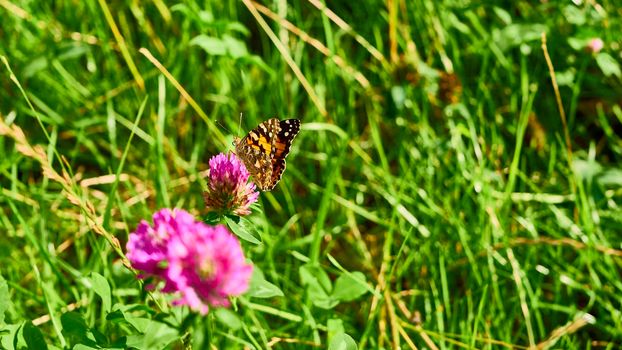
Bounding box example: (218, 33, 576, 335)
(215, 120, 232, 135)
(214, 120, 235, 153)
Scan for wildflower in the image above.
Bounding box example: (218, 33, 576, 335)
(126, 208, 253, 314)
(586, 38, 604, 53)
(125, 208, 180, 277)
(203, 153, 259, 216)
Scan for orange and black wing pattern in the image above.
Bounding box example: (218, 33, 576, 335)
(234, 118, 300, 191)
(267, 119, 301, 191)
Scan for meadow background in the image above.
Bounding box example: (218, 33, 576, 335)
(1, 0, 622, 349)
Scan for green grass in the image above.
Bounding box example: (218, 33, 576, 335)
(1, 0, 622, 349)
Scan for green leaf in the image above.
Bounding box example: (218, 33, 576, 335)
(215, 308, 242, 330)
(300, 265, 338, 309)
(328, 332, 357, 350)
(555, 69, 575, 87)
(61, 311, 89, 336)
(225, 22, 250, 36)
(238, 55, 274, 74)
(391, 86, 406, 110)
(0, 274, 9, 324)
(190, 35, 226, 56)
(300, 264, 332, 292)
(225, 216, 261, 244)
(596, 53, 622, 78)
(563, 4, 586, 25)
(247, 268, 284, 298)
(493, 7, 512, 25)
(107, 304, 155, 332)
(331, 272, 368, 302)
(203, 211, 221, 225)
(89, 272, 111, 313)
(327, 319, 345, 345)
(567, 37, 588, 51)
(125, 320, 179, 350)
(573, 159, 602, 181)
(1, 324, 20, 350)
(223, 34, 248, 58)
(312, 296, 339, 309)
(23, 56, 48, 79)
(73, 345, 99, 350)
(61, 311, 98, 347)
(495, 24, 547, 51)
(125, 317, 151, 333)
(23, 322, 48, 350)
(597, 168, 622, 187)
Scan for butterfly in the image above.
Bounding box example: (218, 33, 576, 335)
(233, 118, 301, 191)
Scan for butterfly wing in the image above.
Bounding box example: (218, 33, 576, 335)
(265, 119, 301, 191)
(234, 118, 280, 190)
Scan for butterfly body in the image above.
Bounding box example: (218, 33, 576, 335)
(234, 118, 301, 191)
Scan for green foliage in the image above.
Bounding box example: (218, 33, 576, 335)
(0, 275, 9, 325)
(1, 0, 622, 349)
(247, 267, 284, 299)
(328, 332, 358, 350)
(23, 322, 48, 350)
(225, 215, 262, 244)
(89, 272, 112, 314)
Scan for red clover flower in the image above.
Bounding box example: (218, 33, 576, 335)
(126, 208, 253, 314)
(203, 153, 259, 216)
(586, 38, 604, 53)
